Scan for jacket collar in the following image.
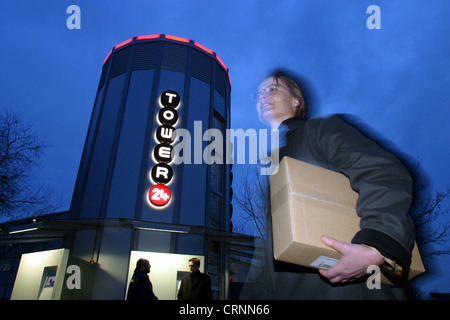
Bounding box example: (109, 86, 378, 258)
(278, 116, 305, 136)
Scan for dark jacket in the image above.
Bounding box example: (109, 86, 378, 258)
(240, 115, 416, 300)
(177, 272, 213, 300)
(126, 270, 158, 300)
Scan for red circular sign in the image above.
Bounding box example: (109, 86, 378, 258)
(149, 184, 172, 207)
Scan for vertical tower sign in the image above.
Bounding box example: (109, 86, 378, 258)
(149, 90, 181, 207)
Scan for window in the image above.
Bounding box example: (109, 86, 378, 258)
(208, 192, 222, 229)
(207, 241, 222, 300)
(0, 259, 13, 271)
(208, 113, 226, 230)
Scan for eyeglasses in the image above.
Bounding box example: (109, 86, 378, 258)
(252, 85, 279, 100)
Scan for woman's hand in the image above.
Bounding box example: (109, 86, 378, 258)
(318, 236, 384, 284)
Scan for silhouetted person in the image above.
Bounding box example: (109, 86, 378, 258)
(177, 257, 212, 300)
(127, 258, 158, 300)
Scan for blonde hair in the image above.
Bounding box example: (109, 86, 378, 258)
(269, 70, 306, 120)
(189, 257, 200, 267)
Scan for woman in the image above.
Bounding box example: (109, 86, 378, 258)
(240, 69, 416, 299)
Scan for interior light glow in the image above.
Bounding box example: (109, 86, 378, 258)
(136, 227, 188, 234)
(135, 224, 190, 234)
(194, 42, 213, 55)
(114, 38, 133, 50)
(9, 227, 38, 234)
(215, 54, 228, 71)
(165, 34, 190, 43)
(136, 34, 161, 40)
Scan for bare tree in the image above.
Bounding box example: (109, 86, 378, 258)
(408, 159, 450, 259)
(0, 109, 61, 220)
(233, 165, 270, 239)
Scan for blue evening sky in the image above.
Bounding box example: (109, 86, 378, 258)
(1, 0, 449, 295)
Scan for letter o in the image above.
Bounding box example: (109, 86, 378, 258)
(158, 108, 178, 126)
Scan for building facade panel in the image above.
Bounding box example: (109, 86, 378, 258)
(79, 74, 126, 219)
(106, 69, 155, 219)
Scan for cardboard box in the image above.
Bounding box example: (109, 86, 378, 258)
(270, 156, 425, 285)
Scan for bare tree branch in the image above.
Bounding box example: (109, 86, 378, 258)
(0, 109, 63, 220)
(408, 156, 450, 259)
(233, 165, 270, 240)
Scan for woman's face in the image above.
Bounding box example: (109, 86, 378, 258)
(256, 77, 299, 128)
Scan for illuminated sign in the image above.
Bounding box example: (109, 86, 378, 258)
(149, 90, 180, 207)
(149, 184, 172, 207)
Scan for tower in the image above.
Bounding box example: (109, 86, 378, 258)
(69, 34, 232, 299)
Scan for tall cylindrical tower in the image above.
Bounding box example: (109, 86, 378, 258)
(68, 34, 232, 299)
